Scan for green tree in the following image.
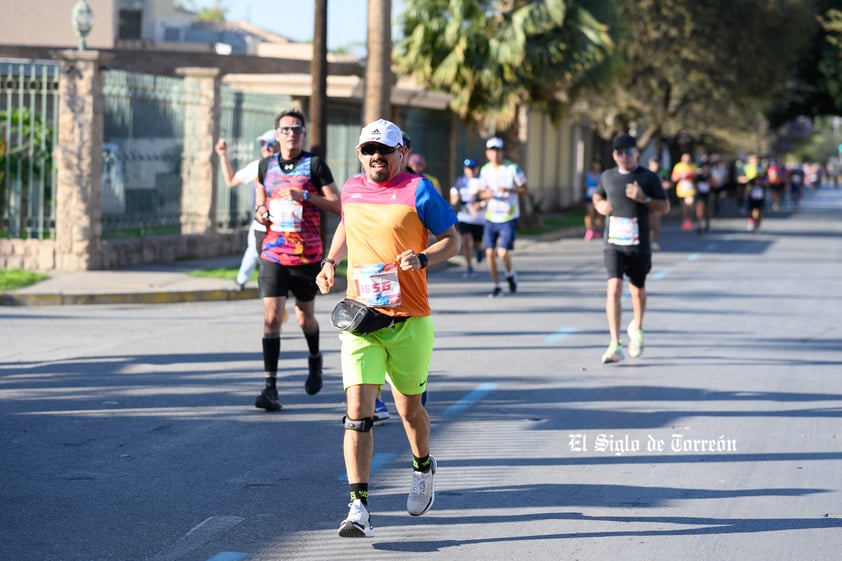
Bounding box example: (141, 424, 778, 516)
(395, 0, 617, 132)
(817, 7, 842, 112)
(176, 0, 227, 22)
(574, 0, 817, 157)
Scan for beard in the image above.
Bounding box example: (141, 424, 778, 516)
(367, 159, 393, 183)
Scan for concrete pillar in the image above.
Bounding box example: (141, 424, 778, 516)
(54, 50, 112, 271)
(175, 67, 221, 235)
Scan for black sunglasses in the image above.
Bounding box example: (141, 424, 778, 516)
(359, 143, 399, 156)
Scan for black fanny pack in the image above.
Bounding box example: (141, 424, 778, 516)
(330, 298, 408, 335)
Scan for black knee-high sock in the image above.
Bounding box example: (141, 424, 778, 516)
(262, 335, 280, 382)
(304, 327, 320, 356)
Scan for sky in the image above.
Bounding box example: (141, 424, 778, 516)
(192, 0, 406, 55)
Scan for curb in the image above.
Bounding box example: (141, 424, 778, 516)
(0, 287, 260, 307)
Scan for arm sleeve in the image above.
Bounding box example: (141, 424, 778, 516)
(415, 177, 457, 235)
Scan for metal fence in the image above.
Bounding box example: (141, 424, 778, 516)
(102, 69, 188, 237)
(217, 86, 291, 229)
(0, 60, 59, 241)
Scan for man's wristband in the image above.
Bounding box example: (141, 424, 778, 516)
(321, 258, 336, 268)
(303, 190, 311, 202)
(418, 253, 429, 270)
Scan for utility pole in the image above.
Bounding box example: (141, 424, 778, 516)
(311, 0, 329, 246)
(311, 0, 328, 158)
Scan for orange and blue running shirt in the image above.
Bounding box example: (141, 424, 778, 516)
(258, 152, 334, 266)
(341, 171, 457, 318)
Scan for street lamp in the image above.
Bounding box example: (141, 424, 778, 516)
(71, 0, 94, 51)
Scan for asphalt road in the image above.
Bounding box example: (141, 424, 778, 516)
(2, 188, 841, 561)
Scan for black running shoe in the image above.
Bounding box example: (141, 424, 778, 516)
(305, 352, 323, 395)
(506, 272, 518, 294)
(255, 387, 282, 411)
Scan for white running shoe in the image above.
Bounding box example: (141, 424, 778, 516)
(627, 322, 644, 358)
(407, 456, 437, 516)
(338, 499, 374, 538)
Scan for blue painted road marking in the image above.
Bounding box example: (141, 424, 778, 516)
(338, 452, 396, 481)
(443, 382, 498, 416)
(546, 327, 577, 344)
(206, 553, 248, 561)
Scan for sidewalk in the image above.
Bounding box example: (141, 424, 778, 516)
(0, 224, 585, 307)
(0, 255, 257, 306)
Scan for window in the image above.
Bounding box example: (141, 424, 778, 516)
(118, 10, 142, 40)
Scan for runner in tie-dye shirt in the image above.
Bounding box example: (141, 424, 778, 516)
(251, 109, 341, 411)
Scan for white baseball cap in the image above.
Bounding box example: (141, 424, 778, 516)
(356, 119, 403, 149)
(257, 130, 277, 144)
(486, 137, 504, 150)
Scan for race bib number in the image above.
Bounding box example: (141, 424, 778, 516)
(486, 197, 512, 221)
(607, 216, 640, 247)
(353, 263, 401, 307)
(697, 180, 710, 194)
(268, 199, 303, 232)
(750, 185, 764, 200)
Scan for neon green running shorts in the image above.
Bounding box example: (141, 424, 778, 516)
(339, 315, 433, 396)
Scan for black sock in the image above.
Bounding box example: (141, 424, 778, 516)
(412, 455, 432, 473)
(262, 335, 280, 375)
(349, 483, 368, 506)
(304, 327, 320, 356)
(264, 376, 276, 389)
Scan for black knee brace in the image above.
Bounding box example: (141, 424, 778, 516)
(343, 416, 374, 432)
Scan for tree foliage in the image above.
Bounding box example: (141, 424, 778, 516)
(394, 0, 617, 131)
(572, 0, 818, 156)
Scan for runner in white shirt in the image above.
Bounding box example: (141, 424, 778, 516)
(449, 158, 486, 278)
(215, 130, 278, 289)
(480, 137, 528, 298)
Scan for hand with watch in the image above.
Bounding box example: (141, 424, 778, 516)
(317, 257, 336, 295)
(255, 203, 270, 225)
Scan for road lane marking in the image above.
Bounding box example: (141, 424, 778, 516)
(546, 327, 577, 344)
(443, 382, 498, 416)
(147, 516, 243, 561)
(338, 452, 396, 481)
(205, 553, 248, 561)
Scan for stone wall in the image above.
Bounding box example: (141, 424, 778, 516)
(0, 232, 244, 271)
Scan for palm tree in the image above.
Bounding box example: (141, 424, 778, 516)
(364, 0, 393, 123)
(394, 0, 616, 132)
